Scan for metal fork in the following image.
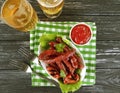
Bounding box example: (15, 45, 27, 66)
(17, 46, 36, 65)
(10, 59, 59, 87)
(17, 46, 59, 87)
(9, 59, 28, 72)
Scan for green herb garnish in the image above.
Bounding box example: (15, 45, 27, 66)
(60, 70, 66, 78)
(75, 69, 81, 75)
(55, 43, 65, 52)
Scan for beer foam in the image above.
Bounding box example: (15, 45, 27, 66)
(37, 0, 63, 8)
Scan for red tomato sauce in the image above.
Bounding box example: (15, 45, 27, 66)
(70, 24, 92, 45)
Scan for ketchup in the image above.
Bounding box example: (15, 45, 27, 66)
(70, 24, 92, 45)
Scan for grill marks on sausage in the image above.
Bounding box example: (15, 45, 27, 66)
(43, 49, 75, 64)
(39, 49, 58, 60)
(39, 37, 84, 84)
(46, 65, 60, 79)
(64, 73, 80, 84)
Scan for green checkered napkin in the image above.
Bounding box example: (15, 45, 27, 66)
(30, 21, 96, 86)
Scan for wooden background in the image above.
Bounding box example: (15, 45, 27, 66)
(0, 0, 120, 93)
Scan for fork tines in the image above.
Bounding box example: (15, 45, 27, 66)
(17, 46, 59, 87)
(18, 46, 36, 65)
(9, 59, 28, 71)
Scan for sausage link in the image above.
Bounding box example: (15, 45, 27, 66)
(70, 55, 78, 69)
(63, 59, 75, 74)
(63, 73, 80, 84)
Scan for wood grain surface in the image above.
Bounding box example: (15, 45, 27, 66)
(0, 0, 120, 93)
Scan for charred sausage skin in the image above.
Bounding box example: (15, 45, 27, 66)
(39, 37, 84, 84)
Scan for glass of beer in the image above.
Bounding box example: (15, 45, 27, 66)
(0, 0, 38, 32)
(37, 0, 64, 19)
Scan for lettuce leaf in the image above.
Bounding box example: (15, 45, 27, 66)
(39, 34, 82, 93)
(39, 34, 57, 50)
(59, 80, 82, 93)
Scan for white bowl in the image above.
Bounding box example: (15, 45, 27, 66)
(38, 36, 86, 82)
(69, 23, 92, 46)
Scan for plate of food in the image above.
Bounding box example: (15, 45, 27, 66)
(38, 34, 86, 93)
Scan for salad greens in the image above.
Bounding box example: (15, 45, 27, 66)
(39, 34, 82, 93)
(39, 34, 57, 50)
(39, 33, 65, 52)
(75, 69, 81, 75)
(60, 70, 66, 78)
(59, 69, 82, 93)
(59, 80, 82, 93)
(55, 43, 65, 52)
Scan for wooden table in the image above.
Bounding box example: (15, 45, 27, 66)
(0, 0, 120, 93)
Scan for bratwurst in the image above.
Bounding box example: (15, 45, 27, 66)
(39, 37, 84, 84)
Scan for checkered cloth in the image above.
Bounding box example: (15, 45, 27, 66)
(30, 21, 96, 86)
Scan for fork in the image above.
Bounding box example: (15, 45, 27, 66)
(17, 46, 36, 66)
(9, 59, 28, 72)
(10, 59, 59, 87)
(17, 46, 59, 87)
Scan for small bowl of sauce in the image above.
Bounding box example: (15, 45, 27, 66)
(69, 23, 92, 46)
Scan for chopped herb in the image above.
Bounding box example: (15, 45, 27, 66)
(60, 70, 66, 78)
(75, 69, 81, 75)
(55, 43, 65, 52)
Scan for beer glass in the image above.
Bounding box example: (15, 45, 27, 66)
(0, 0, 38, 32)
(37, 0, 64, 19)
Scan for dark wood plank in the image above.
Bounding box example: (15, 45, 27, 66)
(0, 24, 29, 41)
(1, 0, 119, 18)
(65, 0, 120, 4)
(53, 15, 120, 41)
(0, 41, 120, 69)
(0, 16, 120, 41)
(29, 0, 120, 42)
(30, 0, 120, 16)
(0, 0, 120, 41)
(0, 0, 120, 93)
(0, 41, 29, 70)
(97, 41, 120, 69)
(0, 69, 120, 93)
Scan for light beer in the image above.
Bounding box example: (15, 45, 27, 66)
(1, 0, 38, 32)
(37, 0, 64, 18)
